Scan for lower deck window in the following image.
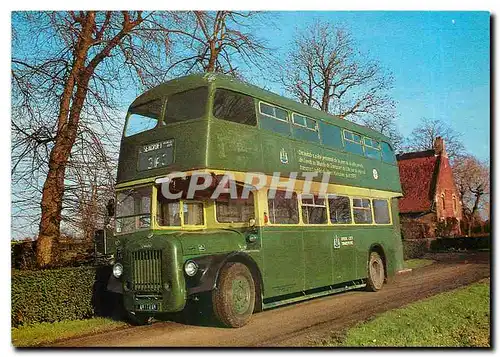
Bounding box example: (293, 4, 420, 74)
(156, 188, 204, 226)
(328, 195, 352, 224)
(268, 190, 299, 224)
(216, 192, 255, 223)
(157, 201, 181, 226)
(353, 198, 372, 224)
(373, 199, 390, 224)
(116, 186, 152, 233)
(301, 194, 327, 224)
(184, 202, 204, 225)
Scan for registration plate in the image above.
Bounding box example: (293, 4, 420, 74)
(137, 303, 159, 311)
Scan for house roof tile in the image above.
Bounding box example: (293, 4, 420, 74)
(397, 150, 439, 213)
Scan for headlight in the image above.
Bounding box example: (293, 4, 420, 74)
(184, 260, 198, 277)
(112, 263, 123, 278)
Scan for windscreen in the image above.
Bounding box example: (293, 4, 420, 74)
(124, 86, 208, 137)
(164, 87, 208, 124)
(124, 99, 163, 137)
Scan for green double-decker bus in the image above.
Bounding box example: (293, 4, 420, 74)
(105, 73, 404, 327)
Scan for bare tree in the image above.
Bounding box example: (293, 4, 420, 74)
(11, 11, 178, 267)
(403, 118, 465, 162)
(281, 20, 397, 136)
(362, 116, 403, 151)
(167, 11, 269, 77)
(452, 156, 490, 235)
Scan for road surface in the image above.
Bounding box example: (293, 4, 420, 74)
(52, 252, 490, 347)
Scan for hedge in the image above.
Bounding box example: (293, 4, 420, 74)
(403, 239, 430, 260)
(11, 265, 118, 327)
(430, 236, 490, 252)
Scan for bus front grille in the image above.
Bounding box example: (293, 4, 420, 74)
(131, 250, 163, 292)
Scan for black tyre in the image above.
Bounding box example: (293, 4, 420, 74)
(127, 312, 153, 326)
(212, 262, 255, 328)
(366, 251, 385, 291)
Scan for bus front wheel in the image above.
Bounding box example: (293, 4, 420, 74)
(366, 251, 385, 291)
(127, 312, 153, 326)
(212, 262, 255, 328)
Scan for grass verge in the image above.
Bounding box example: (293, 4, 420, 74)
(12, 317, 128, 347)
(321, 279, 490, 347)
(403, 259, 434, 269)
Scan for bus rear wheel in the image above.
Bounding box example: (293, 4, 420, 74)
(366, 251, 385, 291)
(212, 262, 255, 328)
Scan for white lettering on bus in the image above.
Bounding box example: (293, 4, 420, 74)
(156, 171, 345, 200)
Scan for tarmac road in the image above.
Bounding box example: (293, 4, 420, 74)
(51, 251, 490, 347)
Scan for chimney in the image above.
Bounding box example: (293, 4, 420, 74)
(433, 136, 446, 156)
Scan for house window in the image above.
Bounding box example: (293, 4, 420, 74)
(441, 193, 446, 210)
(452, 195, 457, 214)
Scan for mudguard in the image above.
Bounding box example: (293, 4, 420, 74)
(186, 252, 260, 296)
(107, 275, 124, 294)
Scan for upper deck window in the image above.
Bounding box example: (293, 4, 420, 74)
(292, 113, 317, 131)
(363, 137, 381, 160)
(381, 142, 396, 164)
(343, 130, 364, 156)
(125, 99, 163, 137)
(164, 86, 208, 124)
(319, 122, 343, 149)
(213, 89, 256, 126)
(259, 102, 289, 122)
(291, 113, 319, 142)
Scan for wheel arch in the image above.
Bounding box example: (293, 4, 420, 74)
(368, 243, 388, 279)
(219, 252, 264, 312)
(187, 251, 264, 313)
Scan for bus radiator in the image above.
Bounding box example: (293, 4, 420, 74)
(131, 250, 163, 293)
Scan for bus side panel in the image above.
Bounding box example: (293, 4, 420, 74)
(390, 198, 405, 273)
(302, 228, 334, 290)
(207, 119, 263, 173)
(351, 227, 397, 279)
(261, 227, 305, 298)
(330, 227, 359, 283)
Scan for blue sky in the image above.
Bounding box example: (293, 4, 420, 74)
(113, 11, 490, 161)
(254, 11, 490, 161)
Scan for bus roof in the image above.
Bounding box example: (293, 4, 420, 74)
(131, 73, 392, 144)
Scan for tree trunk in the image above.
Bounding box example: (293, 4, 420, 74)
(36, 13, 96, 268)
(321, 84, 330, 112)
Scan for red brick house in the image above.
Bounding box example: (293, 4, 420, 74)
(396, 137, 462, 239)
